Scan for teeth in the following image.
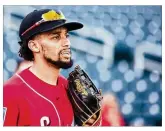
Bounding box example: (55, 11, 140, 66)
(61, 50, 70, 55)
(62, 52, 69, 54)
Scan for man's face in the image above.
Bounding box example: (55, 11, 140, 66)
(34, 27, 73, 69)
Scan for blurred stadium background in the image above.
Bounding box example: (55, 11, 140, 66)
(3, 5, 162, 126)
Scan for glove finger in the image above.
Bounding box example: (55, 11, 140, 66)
(85, 117, 95, 125)
(92, 114, 97, 119)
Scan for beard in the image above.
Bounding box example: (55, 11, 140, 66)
(44, 51, 74, 69)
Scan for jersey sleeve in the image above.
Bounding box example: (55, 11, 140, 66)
(3, 87, 20, 126)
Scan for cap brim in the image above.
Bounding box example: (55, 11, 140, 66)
(41, 21, 84, 33)
(61, 22, 84, 31)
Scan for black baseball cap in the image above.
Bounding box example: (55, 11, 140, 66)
(19, 9, 83, 43)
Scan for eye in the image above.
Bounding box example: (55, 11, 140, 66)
(66, 34, 70, 38)
(53, 35, 60, 40)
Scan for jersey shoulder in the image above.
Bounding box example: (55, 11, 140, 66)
(4, 74, 21, 89)
(58, 75, 68, 89)
(59, 75, 67, 81)
(3, 72, 25, 98)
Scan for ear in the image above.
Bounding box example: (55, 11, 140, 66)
(28, 40, 40, 53)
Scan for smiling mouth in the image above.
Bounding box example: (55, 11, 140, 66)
(60, 49, 71, 58)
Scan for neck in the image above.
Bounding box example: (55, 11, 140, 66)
(29, 59, 60, 86)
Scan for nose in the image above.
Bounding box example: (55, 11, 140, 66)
(62, 38, 71, 48)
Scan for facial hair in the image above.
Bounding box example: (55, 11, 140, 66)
(44, 50, 74, 69)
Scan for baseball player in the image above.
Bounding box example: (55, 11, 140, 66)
(3, 9, 99, 126)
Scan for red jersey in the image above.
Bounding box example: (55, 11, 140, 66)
(3, 68, 74, 126)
